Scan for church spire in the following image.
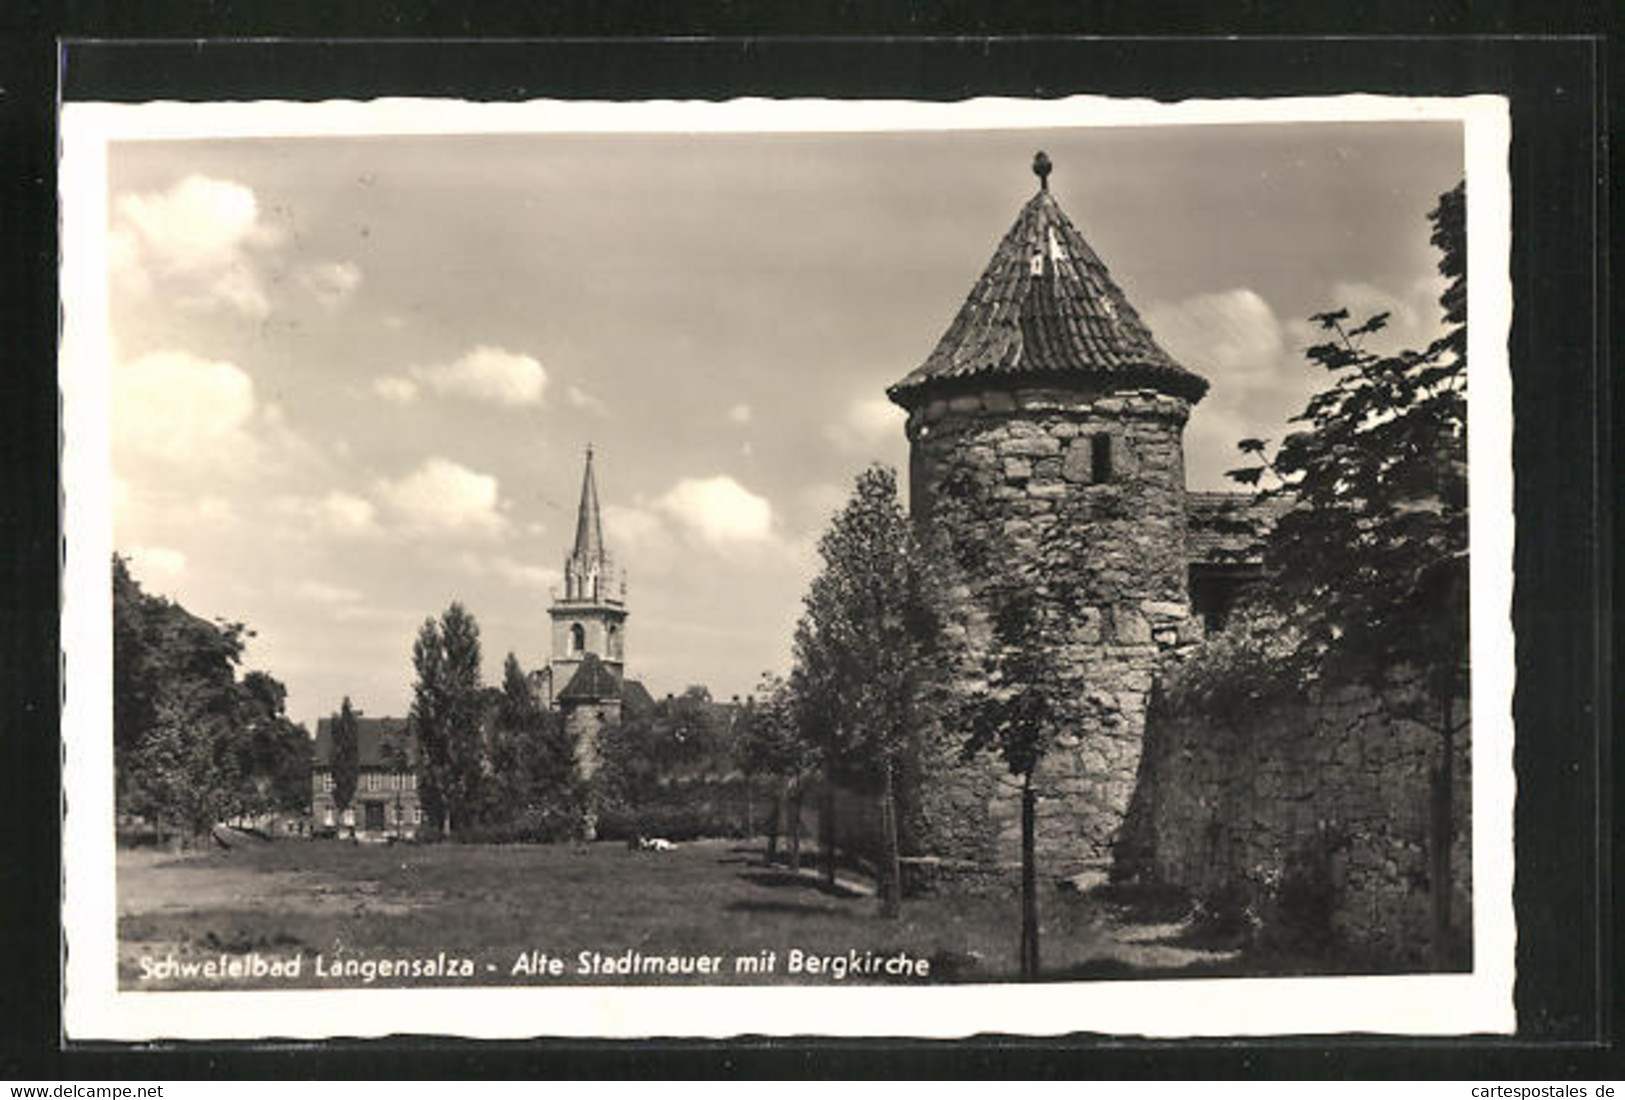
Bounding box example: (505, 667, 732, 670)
(562, 445, 617, 604)
(572, 444, 604, 564)
(550, 444, 627, 702)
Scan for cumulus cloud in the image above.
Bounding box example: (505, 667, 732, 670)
(375, 457, 506, 537)
(826, 396, 906, 451)
(124, 545, 187, 582)
(290, 580, 362, 604)
(567, 384, 608, 414)
(454, 551, 562, 592)
(797, 482, 848, 527)
(114, 349, 257, 464)
(495, 558, 563, 591)
(112, 175, 282, 317)
(414, 346, 547, 407)
(373, 375, 419, 404)
(1143, 287, 1312, 491)
(273, 490, 380, 537)
(604, 503, 671, 559)
(314, 491, 379, 535)
(605, 485, 791, 576)
(1147, 279, 1446, 491)
(298, 259, 363, 309)
(192, 496, 237, 524)
(727, 403, 753, 425)
(1308, 279, 1447, 353)
(1143, 288, 1286, 389)
(657, 476, 774, 545)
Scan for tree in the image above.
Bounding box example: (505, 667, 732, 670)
(330, 696, 360, 833)
(128, 697, 234, 841)
(236, 670, 312, 817)
(112, 554, 259, 842)
(410, 617, 449, 835)
(788, 616, 846, 878)
(440, 603, 485, 832)
(411, 602, 487, 838)
(958, 588, 1066, 979)
(478, 652, 583, 841)
(738, 672, 815, 864)
(1227, 181, 1468, 964)
(791, 465, 946, 917)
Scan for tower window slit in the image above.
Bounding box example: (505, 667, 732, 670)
(1091, 433, 1113, 483)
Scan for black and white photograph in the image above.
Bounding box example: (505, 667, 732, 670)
(59, 94, 1515, 1040)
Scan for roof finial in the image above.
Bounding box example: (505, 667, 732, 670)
(1033, 150, 1052, 191)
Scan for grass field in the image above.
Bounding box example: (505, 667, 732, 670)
(117, 838, 1253, 991)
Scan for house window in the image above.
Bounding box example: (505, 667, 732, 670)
(570, 623, 585, 654)
(1091, 434, 1112, 483)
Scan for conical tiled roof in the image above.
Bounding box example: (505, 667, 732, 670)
(889, 160, 1207, 406)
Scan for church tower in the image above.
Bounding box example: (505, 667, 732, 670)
(547, 446, 628, 703)
(888, 153, 1208, 877)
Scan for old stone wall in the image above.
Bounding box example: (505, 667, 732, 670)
(905, 383, 1200, 877)
(564, 699, 618, 839)
(1117, 676, 1472, 964)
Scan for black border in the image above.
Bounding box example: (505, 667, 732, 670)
(2, 14, 1614, 1081)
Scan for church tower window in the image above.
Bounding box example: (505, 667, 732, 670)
(570, 623, 585, 654)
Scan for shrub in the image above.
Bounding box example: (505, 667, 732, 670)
(596, 777, 771, 842)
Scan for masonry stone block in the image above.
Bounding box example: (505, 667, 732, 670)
(899, 386, 1196, 876)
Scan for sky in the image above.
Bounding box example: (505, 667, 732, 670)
(105, 119, 1464, 732)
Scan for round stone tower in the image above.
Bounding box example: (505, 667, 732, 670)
(889, 153, 1208, 880)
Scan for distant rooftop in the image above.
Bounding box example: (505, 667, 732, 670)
(558, 652, 623, 702)
(312, 716, 416, 768)
(1186, 490, 1291, 567)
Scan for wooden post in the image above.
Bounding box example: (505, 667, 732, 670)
(788, 782, 803, 871)
(1020, 780, 1039, 979)
(822, 777, 838, 887)
(880, 760, 902, 918)
(768, 774, 788, 863)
